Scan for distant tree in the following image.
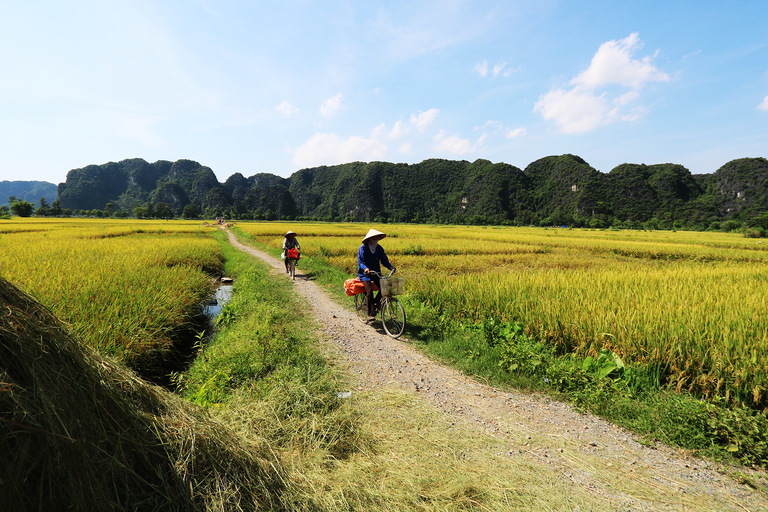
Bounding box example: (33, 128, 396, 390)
(105, 203, 115, 217)
(182, 204, 199, 219)
(36, 197, 50, 216)
(50, 199, 63, 217)
(0, 205, 10, 219)
(10, 198, 34, 217)
(155, 202, 174, 219)
(747, 213, 768, 232)
(133, 206, 148, 219)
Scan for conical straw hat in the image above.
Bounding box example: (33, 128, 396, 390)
(362, 229, 386, 243)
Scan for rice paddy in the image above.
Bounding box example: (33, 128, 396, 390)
(0, 218, 223, 368)
(3, 217, 767, 408)
(239, 222, 768, 409)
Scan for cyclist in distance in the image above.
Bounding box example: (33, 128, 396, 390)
(357, 229, 395, 321)
(282, 230, 300, 274)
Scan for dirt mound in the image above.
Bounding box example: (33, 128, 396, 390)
(0, 276, 286, 512)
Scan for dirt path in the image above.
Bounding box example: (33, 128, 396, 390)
(227, 231, 768, 511)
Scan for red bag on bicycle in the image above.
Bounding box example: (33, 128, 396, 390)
(344, 278, 364, 296)
(287, 248, 300, 259)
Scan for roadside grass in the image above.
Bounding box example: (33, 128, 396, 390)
(182, 230, 620, 511)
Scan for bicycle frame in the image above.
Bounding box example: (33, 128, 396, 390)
(353, 269, 405, 338)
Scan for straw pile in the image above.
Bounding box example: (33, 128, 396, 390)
(0, 276, 288, 511)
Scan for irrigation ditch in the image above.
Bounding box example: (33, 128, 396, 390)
(140, 275, 234, 389)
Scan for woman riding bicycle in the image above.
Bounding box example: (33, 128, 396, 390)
(358, 229, 395, 321)
(282, 230, 300, 274)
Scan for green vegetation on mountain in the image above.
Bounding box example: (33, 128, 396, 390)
(1, 180, 57, 208)
(11, 155, 768, 230)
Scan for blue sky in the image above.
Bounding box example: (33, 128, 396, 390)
(1, 0, 766, 185)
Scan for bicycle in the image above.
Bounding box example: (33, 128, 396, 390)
(353, 270, 406, 338)
(285, 248, 299, 280)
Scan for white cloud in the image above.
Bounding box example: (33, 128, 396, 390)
(276, 100, 298, 118)
(387, 109, 439, 138)
(432, 130, 486, 155)
(410, 108, 439, 132)
(535, 33, 668, 134)
(398, 142, 412, 154)
(320, 93, 343, 116)
(759, 95, 768, 111)
(389, 119, 409, 138)
(474, 60, 488, 77)
(476, 120, 503, 131)
(292, 132, 387, 168)
(534, 87, 609, 134)
(572, 33, 669, 89)
(371, 123, 387, 139)
(505, 127, 527, 138)
(476, 61, 516, 79)
(613, 90, 640, 107)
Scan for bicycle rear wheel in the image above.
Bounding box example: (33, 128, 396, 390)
(354, 294, 369, 323)
(381, 297, 405, 338)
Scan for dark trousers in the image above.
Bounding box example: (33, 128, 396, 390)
(362, 278, 381, 317)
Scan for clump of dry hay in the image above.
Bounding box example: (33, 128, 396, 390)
(0, 276, 287, 512)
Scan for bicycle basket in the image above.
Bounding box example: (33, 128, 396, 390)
(287, 248, 299, 259)
(379, 277, 404, 296)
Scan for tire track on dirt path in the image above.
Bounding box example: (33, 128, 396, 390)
(226, 230, 768, 511)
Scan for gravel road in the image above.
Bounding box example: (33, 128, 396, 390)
(228, 231, 768, 511)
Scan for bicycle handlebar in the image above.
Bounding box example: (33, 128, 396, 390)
(368, 268, 396, 278)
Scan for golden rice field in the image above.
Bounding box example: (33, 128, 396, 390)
(0, 218, 223, 368)
(240, 221, 768, 408)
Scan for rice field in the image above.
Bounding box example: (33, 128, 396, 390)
(0, 218, 223, 367)
(239, 222, 768, 408)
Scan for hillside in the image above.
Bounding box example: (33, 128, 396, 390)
(0, 180, 57, 208)
(35, 155, 768, 227)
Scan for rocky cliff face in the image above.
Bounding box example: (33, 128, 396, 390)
(52, 156, 768, 225)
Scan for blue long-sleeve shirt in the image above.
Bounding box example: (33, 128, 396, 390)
(357, 244, 392, 282)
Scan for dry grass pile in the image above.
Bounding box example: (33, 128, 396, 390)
(0, 276, 287, 512)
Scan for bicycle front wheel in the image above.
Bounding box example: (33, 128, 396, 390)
(354, 294, 369, 323)
(289, 259, 295, 280)
(381, 297, 405, 338)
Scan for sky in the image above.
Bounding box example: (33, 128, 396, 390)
(1, 0, 767, 185)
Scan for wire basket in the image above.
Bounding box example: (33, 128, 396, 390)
(379, 277, 404, 296)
